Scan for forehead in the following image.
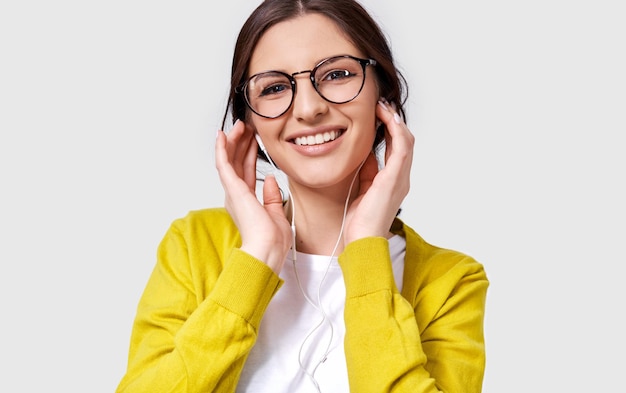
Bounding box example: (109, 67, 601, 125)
(249, 13, 363, 74)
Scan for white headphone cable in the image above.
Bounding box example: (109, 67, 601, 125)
(255, 132, 368, 391)
(294, 156, 367, 391)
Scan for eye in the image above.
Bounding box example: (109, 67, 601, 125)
(260, 82, 291, 97)
(321, 69, 354, 82)
(247, 72, 293, 100)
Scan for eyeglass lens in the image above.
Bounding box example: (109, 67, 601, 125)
(244, 56, 370, 118)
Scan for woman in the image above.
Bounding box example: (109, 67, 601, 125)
(116, 1, 489, 392)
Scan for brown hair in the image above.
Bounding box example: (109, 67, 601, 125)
(221, 0, 408, 148)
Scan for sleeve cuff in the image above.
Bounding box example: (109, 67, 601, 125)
(338, 237, 397, 298)
(209, 248, 282, 329)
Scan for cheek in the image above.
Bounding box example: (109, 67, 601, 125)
(248, 115, 270, 137)
(249, 117, 284, 147)
(346, 105, 378, 154)
(355, 95, 379, 133)
(366, 73, 381, 102)
(356, 101, 380, 150)
(359, 80, 380, 125)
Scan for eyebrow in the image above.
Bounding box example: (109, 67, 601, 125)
(249, 53, 360, 76)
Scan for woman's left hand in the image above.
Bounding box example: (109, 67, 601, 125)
(343, 100, 415, 244)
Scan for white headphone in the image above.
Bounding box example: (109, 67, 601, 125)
(255, 132, 280, 171)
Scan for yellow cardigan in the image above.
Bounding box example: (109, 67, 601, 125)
(117, 208, 488, 392)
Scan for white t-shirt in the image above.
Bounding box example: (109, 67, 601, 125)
(237, 235, 407, 392)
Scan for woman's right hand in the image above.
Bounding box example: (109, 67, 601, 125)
(215, 120, 292, 274)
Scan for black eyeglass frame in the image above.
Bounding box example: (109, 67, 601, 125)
(237, 55, 377, 119)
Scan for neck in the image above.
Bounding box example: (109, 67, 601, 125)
(287, 178, 358, 256)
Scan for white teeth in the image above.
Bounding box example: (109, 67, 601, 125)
(295, 131, 342, 146)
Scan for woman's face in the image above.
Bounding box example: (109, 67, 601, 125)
(247, 13, 379, 191)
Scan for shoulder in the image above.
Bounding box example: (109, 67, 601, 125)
(392, 218, 488, 301)
(169, 207, 236, 234)
(173, 206, 233, 224)
(154, 208, 241, 284)
(162, 207, 241, 251)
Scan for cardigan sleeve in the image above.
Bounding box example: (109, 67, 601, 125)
(116, 218, 282, 393)
(338, 236, 488, 393)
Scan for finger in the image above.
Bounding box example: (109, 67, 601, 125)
(228, 121, 255, 174)
(215, 129, 242, 194)
(215, 128, 230, 175)
(262, 174, 287, 218)
(263, 174, 282, 205)
(376, 100, 412, 146)
(224, 119, 245, 160)
(216, 126, 253, 195)
(242, 129, 259, 190)
(375, 100, 414, 171)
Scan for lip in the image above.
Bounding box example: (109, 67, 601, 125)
(286, 125, 346, 156)
(287, 125, 346, 141)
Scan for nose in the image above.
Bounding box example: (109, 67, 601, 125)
(290, 73, 328, 122)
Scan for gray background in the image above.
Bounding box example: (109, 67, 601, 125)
(1, 0, 624, 391)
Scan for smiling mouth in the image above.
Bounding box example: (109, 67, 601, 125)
(293, 130, 344, 146)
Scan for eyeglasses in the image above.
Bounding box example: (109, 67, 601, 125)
(238, 55, 377, 119)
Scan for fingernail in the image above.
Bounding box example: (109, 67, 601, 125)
(393, 113, 402, 124)
(378, 100, 390, 111)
